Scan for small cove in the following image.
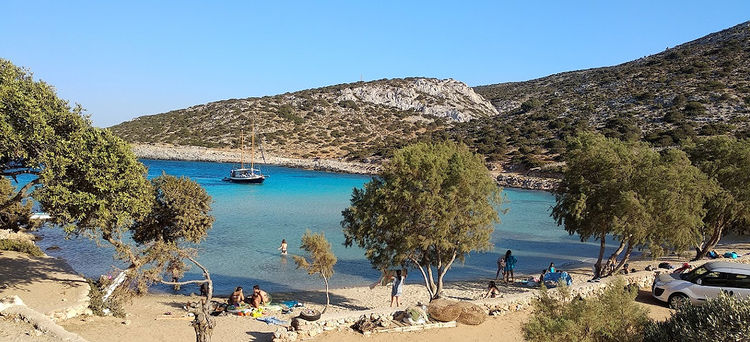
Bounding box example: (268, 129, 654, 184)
(34, 159, 613, 294)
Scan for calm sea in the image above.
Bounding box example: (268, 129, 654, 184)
(33, 159, 612, 294)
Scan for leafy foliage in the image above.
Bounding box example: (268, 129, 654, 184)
(552, 133, 712, 276)
(342, 141, 501, 299)
(685, 136, 750, 259)
(293, 230, 337, 312)
(644, 293, 750, 341)
(523, 278, 649, 342)
(0, 178, 35, 231)
(0, 239, 44, 257)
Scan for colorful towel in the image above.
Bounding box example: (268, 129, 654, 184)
(257, 316, 288, 325)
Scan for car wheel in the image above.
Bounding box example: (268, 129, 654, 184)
(299, 308, 321, 321)
(668, 293, 689, 309)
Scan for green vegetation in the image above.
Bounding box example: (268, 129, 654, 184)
(0, 178, 35, 232)
(685, 137, 750, 259)
(523, 278, 648, 342)
(644, 293, 750, 341)
(342, 141, 501, 299)
(552, 133, 712, 277)
(0, 239, 44, 257)
(293, 230, 337, 313)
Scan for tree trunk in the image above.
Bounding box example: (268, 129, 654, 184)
(322, 277, 330, 314)
(426, 266, 437, 295)
(593, 233, 607, 279)
(433, 253, 457, 300)
(612, 242, 634, 275)
(694, 224, 723, 261)
(411, 260, 435, 300)
(603, 240, 626, 277)
(192, 299, 215, 342)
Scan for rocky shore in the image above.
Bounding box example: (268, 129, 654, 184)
(131, 144, 381, 175)
(131, 144, 562, 191)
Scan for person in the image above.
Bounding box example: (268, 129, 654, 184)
(673, 263, 692, 274)
(496, 255, 506, 280)
(200, 282, 209, 297)
(228, 286, 244, 305)
(484, 281, 501, 298)
(249, 285, 270, 308)
(390, 269, 406, 307)
(278, 239, 288, 255)
(503, 250, 517, 284)
(548, 262, 556, 273)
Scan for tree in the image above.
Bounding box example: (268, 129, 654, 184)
(293, 230, 337, 313)
(0, 178, 35, 231)
(342, 141, 501, 300)
(552, 133, 711, 277)
(0, 58, 96, 229)
(685, 136, 750, 260)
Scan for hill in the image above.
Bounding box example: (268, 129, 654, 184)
(469, 20, 750, 169)
(112, 21, 750, 171)
(110, 78, 497, 161)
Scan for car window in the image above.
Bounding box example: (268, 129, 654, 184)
(700, 271, 729, 287)
(728, 274, 750, 289)
(684, 266, 708, 282)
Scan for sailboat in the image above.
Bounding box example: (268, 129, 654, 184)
(224, 119, 266, 184)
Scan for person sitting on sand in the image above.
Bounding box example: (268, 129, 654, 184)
(484, 281, 501, 298)
(249, 285, 270, 308)
(548, 262, 556, 273)
(228, 286, 244, 305)
(278, 239, 288, 255)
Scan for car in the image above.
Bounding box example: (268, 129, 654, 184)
(652, 261, 750, 308)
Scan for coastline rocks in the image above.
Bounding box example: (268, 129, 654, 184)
(495, 173, 559, 191)
(131, 144, 381, 175)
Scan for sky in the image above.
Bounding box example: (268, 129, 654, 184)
(2, 1, 749, 127)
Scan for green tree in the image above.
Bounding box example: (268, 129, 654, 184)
(553, 133, 711, 277)
(342, 141, 501, 300)
(685, 136, 750, 260)
(0, 178, 35, 231)
(293, 230, 337, 313)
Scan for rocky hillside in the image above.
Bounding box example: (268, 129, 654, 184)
(112, 21, 750, 171)
(110, 78, 497, 161)
(469, 21, 750, 169)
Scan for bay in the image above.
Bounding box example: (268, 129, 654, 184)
(34, 159, 611, 294)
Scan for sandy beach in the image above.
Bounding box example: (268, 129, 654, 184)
(3, 239, 749, 342)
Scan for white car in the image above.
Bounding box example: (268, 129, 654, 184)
(652, 261, 750, 308)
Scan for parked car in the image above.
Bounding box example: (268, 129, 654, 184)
(652, 261, 750, 308)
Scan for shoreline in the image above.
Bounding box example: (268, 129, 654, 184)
(131, 143, 560, 191)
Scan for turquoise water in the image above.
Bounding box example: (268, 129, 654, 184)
(33, 159, 611, 295)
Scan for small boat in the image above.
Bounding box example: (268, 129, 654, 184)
(224, 118, 266, 184)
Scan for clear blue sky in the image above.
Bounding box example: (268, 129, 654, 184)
(2, 1, 749, 127)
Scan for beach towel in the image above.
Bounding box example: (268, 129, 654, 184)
(724, 251, 738, 259)
(280, 300, 301, 308)
(257, 316, 288, 325)
(543, 271, 572, 286)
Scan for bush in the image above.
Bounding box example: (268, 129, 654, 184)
(644, 293, 750, 342)
(86, 277, 128, 318)
(523, 278, 649, 342)
(0, 239, 44, 257)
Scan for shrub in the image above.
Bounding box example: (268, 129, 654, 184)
(523, 278, 649, 342)
(643, 293, 750, 342)
(86, 277, 128, 318)
(0, 239, 44, 257)
(684, 101, 706, 117)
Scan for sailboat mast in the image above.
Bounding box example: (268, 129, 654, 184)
(251, 116, 256, 171)
(240, 131, 245, 169)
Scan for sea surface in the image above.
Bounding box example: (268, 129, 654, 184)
(33, 159, 614, 295)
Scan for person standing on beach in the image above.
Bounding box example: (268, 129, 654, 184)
(390, 269, 406, 307)
(503, 250, 517, 285)
(496, 255, 506, 280)
(278, 239, 288, 255)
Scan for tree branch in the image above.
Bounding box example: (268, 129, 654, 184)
(160, 279, 209, 286)
(0, 178, 40, 211)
